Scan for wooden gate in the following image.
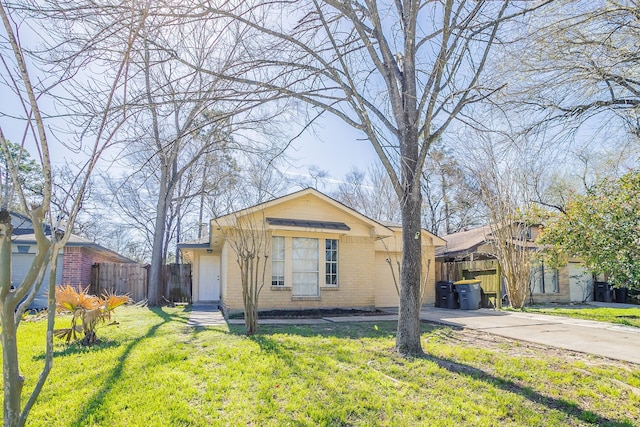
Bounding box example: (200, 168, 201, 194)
(90, 263, 148, 302)
(91, 263, 192, 303)
(162, 264, 192, 303)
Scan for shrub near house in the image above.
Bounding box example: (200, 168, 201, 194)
(538, 171, 640, 292)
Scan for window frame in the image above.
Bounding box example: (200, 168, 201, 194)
(291, 237, 319, 296)
(271, 236, 285, 286)
(324, 238, 338, 286)
(530, 262, 559, 294)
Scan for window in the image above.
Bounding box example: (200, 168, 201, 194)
(271, 236, 285, 286)
(325, 239, 338, 285)
(292, 237, 319, 296)
(17, 245, 30, 254)
(530, 263, 559, 294)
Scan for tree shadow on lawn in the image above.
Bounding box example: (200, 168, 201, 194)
(421, 353, 634, 427)
(33, 340, 120, 360)
(243, 322, 634, 427)
(69, 307, 187, 426)
(227, 319, 406, 339)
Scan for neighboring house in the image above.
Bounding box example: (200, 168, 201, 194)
(435, 225, 594, 304)
(10, 212, 134, 308)
(179, 188, 446, 315)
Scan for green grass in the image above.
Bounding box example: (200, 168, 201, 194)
(519, 305, 640, 328)
(2, 306, 639, 426)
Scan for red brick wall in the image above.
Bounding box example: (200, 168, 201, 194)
(62, 246, 128, 287)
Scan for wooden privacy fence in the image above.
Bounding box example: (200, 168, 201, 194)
(90, 262, 192, 303)
(162, 263, 192, 303)
(90, 262, 148, 302)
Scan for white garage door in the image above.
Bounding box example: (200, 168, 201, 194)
(12, 253, 63, 308)
(568, 263, 593, 302)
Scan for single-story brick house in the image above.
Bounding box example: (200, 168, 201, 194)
(435, 225, 594, 304)
(10, 212, 134, 307)
(179, 188, 446, 315)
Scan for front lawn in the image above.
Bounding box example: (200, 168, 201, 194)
(3, 306, 639, 426)
(520, 305, 640, 328)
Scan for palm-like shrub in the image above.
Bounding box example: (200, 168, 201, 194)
(54, 285, 130, 345)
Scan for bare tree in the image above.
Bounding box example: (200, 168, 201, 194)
(220, 208, 270, 335)
(503, 0, 640, 137)
(0, 3, 139, 425)
(421, 143, 483, 236)
(333, 163, 400, 223)
(465, 132, 543, 308)
(206, 162, 291, 334)
(181, 0, 551, 354)
(86, 8, 286, 304)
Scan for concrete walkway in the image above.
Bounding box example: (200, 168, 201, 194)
(186, 303, 226, 327)
(187, 303, 640, 364)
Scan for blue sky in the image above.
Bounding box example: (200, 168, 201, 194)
(284, 114, 379, 184)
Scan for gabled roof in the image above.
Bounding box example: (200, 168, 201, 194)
(9, 212, 135, 263)
(211, 187, 394, 237)
(179, 188, 446, 248)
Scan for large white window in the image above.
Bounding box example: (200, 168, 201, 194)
(271, 236, 285, 286)
(530, 263, 559, 294)
(292, 237, 319, 296)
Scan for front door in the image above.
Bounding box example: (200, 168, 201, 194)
(199, 255, 220, 301)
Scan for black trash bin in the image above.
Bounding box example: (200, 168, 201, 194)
(455, 279, 482, 310)
(594, 282, 613, 302)
(614, 287, 628, 304)
(436, 281, 459, 309)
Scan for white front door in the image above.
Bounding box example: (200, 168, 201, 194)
(569, 263, 593, 302)
(199, 255, 220, 301)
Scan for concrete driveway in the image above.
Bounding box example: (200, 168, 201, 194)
(420, 307, 640, 364)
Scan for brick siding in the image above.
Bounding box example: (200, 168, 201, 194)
(62, 246, 128, 287)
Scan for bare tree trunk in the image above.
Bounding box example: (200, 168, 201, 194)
(148, 167, 170, 305)
(197, 166, 207, 239)
(1, 309, 23, 427)
(174, 177, 182, 263)
(396, 171, 424, 355)
(144, 31, 172, 306)
(1, 216, 23, 427)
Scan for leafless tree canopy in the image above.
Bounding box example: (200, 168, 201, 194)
(503, 0, 640, 135)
